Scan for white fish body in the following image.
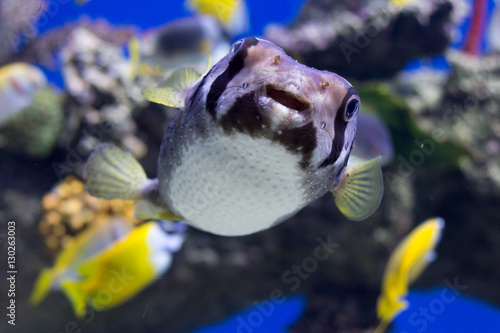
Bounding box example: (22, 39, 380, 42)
(85, 37, 384, 236)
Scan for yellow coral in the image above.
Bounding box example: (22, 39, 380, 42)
(39, 175, 140, 253)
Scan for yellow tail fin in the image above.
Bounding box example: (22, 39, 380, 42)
(61, 280, 88, 318)
(29, 268, 55, 306)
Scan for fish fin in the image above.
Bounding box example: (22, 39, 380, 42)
(187, 0, 237, 24)
(425, 251, 437, 263)
(163, 67, 201, 91)
(142, 86, 184, 108)
(332, 156, 384, 221)
(134, 199, 183, 221)
(29, 268, 54, 306)
(373, 320, 389, 333)
(60, 280, 88, 318)
(375, 295, 408, 332)
(142, 67, 201, 108)
(84, 143, 154, 200)
(187, 0, 248, 34)
(139, 63, 164, 76)
(128, 37, 140, 81)
(204, 53, 212, 74)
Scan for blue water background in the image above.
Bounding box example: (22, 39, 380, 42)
(391, 287, 500, 333)
(192, 295, 306, 333)
(38, 0, 304, 36)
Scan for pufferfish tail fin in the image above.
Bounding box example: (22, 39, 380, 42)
(331, 156, 384, 221)
(142, 66, 202, 109)
(29, 268, 55, 306)
(84, 143, 156, 200)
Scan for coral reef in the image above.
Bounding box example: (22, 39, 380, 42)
(0, 86, 63, 158)
(39, 175, 139, 253)
(52, 27, 150, 179)
(265, 0, 466, 80)
(0, 0, 45, 65)
(388, 51, 500, 194)
(20, 18, 136, 69)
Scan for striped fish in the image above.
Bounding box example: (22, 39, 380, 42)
(85, 37, 384, 236)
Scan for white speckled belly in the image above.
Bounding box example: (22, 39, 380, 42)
(166, 132, 307, 236)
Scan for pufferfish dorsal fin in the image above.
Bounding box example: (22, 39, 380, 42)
(331, 156, 384, 221)
(142, 67, 202, 109)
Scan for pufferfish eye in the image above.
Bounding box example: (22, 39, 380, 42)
(231, 39, 244, 53)
(344, 95, 360, 122)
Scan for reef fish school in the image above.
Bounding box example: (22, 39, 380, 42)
(6, 220, 17, 325)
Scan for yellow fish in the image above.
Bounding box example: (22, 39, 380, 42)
(30, 218, 134, 307)
(375, 217, 445, 333)
(186, 0, 249, 36)
(30, 219, 185, 317)
(389, 0, 418, 8)
(0, 62, 47, 125)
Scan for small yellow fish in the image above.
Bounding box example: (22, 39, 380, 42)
(375, 217, 445, 333)
(30, 219, 185, 317)
(186, 0, 249, 36)
(389, 0, 418, 8)
(30, 218, 134, 307)
(0, 62, 47, 125)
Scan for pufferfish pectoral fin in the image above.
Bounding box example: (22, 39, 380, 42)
(134, 199, 182, 221)
(142, 67, 202, 109)
(331, 156, 384, 221)
(84, 143, 156, 200)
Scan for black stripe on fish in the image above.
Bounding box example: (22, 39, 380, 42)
(220, 90, 317, 170)
(206, 37, 259, 118)
(319, 87, 358, 168)
(275, 122, 317, 170)
(220, 90, 268, 135)
(186, 69, 211, 111)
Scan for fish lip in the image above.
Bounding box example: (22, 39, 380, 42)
(264, 83, 310, 112)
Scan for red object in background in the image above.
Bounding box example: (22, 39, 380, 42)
(463, 0, 488, 55)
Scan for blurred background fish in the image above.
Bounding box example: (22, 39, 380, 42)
(352, 111, 394, 166)
(375, 217, 445, 333)
(0, 62, 47, 125)
(59, 220, 185, 317)
(186, 0, 249, 36)
(29, 217, 135, 307)
(30, 216, 186, 317)
(140, 0, 249, 73)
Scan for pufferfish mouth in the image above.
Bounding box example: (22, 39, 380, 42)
(265, 84, 310, 112)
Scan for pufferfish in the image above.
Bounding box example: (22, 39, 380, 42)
(85, 37, 384, 236)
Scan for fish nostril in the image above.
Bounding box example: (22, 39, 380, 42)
(265, 85, 309, 112)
